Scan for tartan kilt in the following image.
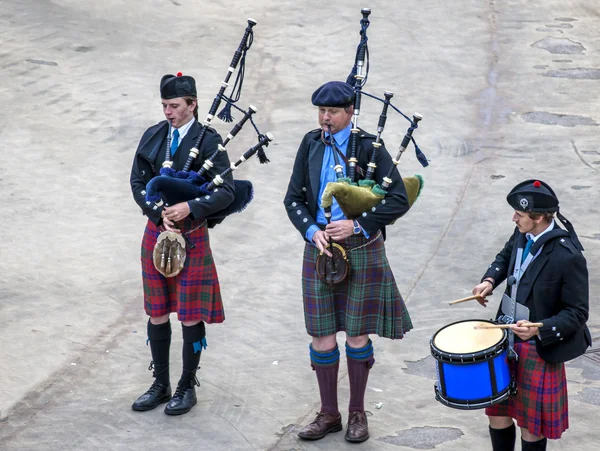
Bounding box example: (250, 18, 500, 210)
(302, 231, 412, 338)
(485, 341, 568, 439)
(141, 218, 225, 323)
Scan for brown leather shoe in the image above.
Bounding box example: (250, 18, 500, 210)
(345, 411, 369, 443)
(298, 412, 343, 440)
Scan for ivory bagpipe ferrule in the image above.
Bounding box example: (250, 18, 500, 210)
(145, 132, 273, 222)
(197, 104, 258, 178)
(381, 113, 423, 190)
(323, 125, 347, 181)
(181, 19, 257, 172)
(162, 122, 174, 168)
(347, 8, 371, 183)
(319, 9, 427, 222)
(225, 105, 257, 143)
(204, 132, 274, 191)
(364, 90, 393, 181)
(230, 19, 257, 68)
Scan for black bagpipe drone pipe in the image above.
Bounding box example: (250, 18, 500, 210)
(144, 18, 273, 224)
(320, 8, 429, 221)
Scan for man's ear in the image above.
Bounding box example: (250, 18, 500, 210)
(534, 215, 545, 226)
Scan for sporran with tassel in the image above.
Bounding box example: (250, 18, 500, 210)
(153, 231, 187, 278)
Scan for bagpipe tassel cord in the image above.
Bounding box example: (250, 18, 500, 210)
(218, 26, 254, 122)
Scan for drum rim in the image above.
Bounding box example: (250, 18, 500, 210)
(434, 384, 511, 410)
(430, 319, 508, 363)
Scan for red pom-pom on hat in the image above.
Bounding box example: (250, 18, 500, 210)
(533, 180, 542, 188)
(177, 72, 183, 77)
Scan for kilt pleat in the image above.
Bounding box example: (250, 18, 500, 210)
(302, 233, 412, 338)
(141, 218, 225, 323)
(485, 341, 568, 439)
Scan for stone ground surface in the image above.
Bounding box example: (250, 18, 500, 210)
(0, 0, 599, 450)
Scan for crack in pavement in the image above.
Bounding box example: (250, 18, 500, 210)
(571, 140, 599, 173)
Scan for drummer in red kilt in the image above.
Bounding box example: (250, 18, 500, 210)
(129, 73, 234, 415)
(284, 81, 413, 443)
(472, 180, 591, 450)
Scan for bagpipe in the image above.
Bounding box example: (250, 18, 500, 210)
(317, 8, 429, 285)
(145, 19, 274, 277)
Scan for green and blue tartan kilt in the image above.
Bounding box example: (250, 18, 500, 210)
(485, 341, 568, 439)
(302, 232, 412, 338)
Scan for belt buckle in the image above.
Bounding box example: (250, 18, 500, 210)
(500, 315, 514, 325)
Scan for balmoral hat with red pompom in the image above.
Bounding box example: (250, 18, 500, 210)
(507, 179, 584, 250)
(160, 72, 197, 99)
(507, 179, 559, 212)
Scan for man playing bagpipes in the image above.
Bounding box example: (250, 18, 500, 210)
(283, 80, 415, 443)
(128, 18, 271, 416)
(472, 180, 590, 451)
(129, 73, 234, 416)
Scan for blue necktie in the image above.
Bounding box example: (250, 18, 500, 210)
(170, 129, 180, 156)
(522, 238, 534, 264)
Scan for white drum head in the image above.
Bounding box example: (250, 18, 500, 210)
(434, 320, 503, 354)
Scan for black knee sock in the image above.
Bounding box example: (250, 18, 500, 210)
(147, 320, 171, 386)
(521, 438, 547, 451)
(179, 322, 206, 388)
(489, 424, 516, 451)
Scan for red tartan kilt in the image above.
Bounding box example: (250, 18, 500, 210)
(141, 218, 224, 323)
(485, 341, 568, 439)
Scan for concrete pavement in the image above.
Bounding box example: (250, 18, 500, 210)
(0, 0, 599, 450)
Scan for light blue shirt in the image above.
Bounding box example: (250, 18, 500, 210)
(305, 124, 367, 243)
(170, 117, 195, 148)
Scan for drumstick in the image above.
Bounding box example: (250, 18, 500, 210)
(474, 322, 543, 330)
(448, 293, 493, 305)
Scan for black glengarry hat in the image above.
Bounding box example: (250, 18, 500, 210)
(160, 72, 197, 99)
(311, 81, 355, 108)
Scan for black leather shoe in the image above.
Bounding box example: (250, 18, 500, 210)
(131, 381, 171, 411)
(164, 384, 197, 415)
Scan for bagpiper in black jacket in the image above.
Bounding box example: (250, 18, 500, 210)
(130, 120, 234, 227)
(283, 128, 410, 240)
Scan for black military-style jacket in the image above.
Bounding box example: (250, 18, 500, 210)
(283, 128, 410, 240)
(130, 120, 235, 226)
(482, 226, 591, 364)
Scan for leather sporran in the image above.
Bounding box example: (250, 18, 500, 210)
(153, 231, 187, 278)
(315, 243, 350, 285)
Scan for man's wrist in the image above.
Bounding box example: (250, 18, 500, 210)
(483, 278, 495, 287)
(306, 224, 320, 243)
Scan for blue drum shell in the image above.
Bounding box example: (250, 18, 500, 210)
(436, 350, 510, 403)
(430, 319, 512, 410)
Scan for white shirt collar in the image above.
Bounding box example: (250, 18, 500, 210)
(526, 219, 555, 242)
(170, 116, 195, 142)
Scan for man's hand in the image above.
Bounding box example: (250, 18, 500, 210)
(164, 202, 191, 223)
(325, 219, 354, 241)
(472, 280, 494, 307)
(511, 320, 540, 341)
(162, 215, 181, 233)
(313, 230, 332, 257)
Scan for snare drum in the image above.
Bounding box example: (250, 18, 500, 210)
(430, 319, 512, 410)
